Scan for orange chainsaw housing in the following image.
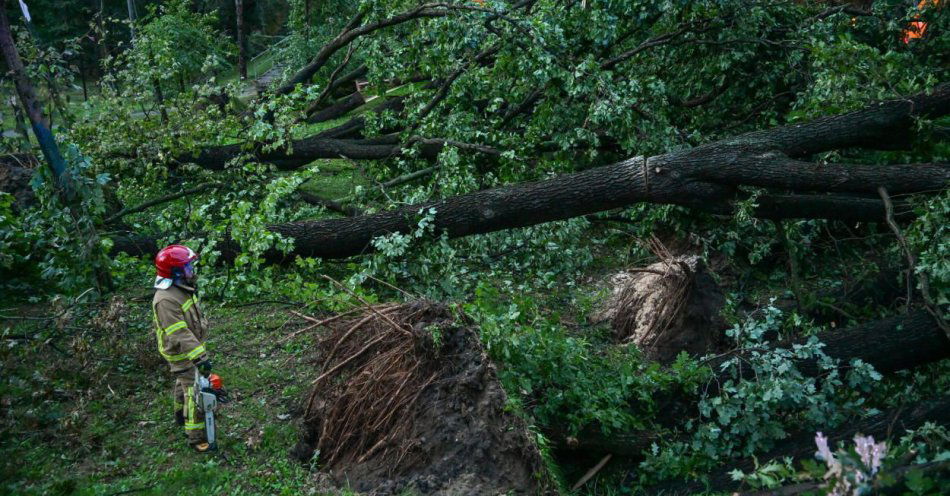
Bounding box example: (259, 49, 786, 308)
(209, 373, 223, 390)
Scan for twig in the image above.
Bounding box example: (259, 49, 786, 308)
(878, 187, 915, 309)
(225, 299, 298, 308)
(281, 309, 362, 343)
(879, 187, 950, 337)
(364, 275, 418, 300)
(104, 183, 219, 224)
(572, 453, 613, 491)
(321, 275, 413, 336)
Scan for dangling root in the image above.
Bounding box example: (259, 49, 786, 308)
(300, 300, 454, 469)
(292, 298, 547, 495)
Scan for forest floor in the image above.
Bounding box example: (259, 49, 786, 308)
(0, 296, 346, 495)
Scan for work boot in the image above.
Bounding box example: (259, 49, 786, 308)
(191, 441, 214, 454)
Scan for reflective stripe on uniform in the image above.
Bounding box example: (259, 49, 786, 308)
(161, 344, 205, 363)
(181, 297, 196, 313)
(185, 344, 206, 360)
(162, 321, 188, 336)
(152, 302, 206, 363)
(185, 422, 206, 430)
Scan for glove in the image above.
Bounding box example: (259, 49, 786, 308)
(195, 359, 212, 377)
(214, 388, 231, 404)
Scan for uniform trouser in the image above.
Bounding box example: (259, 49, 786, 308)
(173, 368, 206, 443)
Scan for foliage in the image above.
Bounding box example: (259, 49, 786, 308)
(466, 282, 708, 436)
(110, 0, 234, 90)
(637, 304, 882, 484)
(730, 423, 950, 495)
(0, 145, 112, 294)
(906, 190, 950, 307)
(2, 0, 949, 494)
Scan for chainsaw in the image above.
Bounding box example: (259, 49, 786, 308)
(194, 369, 230, 450)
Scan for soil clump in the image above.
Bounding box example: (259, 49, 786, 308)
(291, 300, 546, 495)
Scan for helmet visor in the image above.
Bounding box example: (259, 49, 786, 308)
(182, 260, 197, 280)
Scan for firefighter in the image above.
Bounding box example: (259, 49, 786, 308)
(152, 244, 213, 453)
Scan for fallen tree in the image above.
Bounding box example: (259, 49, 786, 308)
(563, 309, 950, 457)
(305, 91, 367, 124)
(121, 86, 949, 260)
(659, 395, 950, 495)
(257, 85, 948, 260)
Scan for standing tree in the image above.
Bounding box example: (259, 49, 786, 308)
(0, 0, 69, 196)
(235, 0, 246, 79)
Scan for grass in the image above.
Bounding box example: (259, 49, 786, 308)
(299, 159, 371, 201)
(0, 294, 344, 495)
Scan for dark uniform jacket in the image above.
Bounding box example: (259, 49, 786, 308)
(152, 284, 208, 373)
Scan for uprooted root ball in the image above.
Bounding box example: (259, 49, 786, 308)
(593, 255, 725, 363)
(291, 300, 547, 495)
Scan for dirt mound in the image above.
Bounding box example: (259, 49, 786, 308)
(593, 254, 725, 363)
(291, 300, 546, 495)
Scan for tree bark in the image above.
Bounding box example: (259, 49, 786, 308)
(235, 0, 247, 80)
(163, 87, 950, 261)
(152, 77, 169, 123)
(260, 155, 945, 260)
(126, 0, 136, 42)
(298, 191, 364, 216)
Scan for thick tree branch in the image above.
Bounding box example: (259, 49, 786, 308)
(275, 3, 454, 96)
(131, 88, 949, 261)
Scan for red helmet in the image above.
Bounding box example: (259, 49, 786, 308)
(155, 245, 198, 278)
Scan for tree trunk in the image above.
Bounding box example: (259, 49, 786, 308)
(259, 156, 945, 260)
(563, 310, 950, 457)
(235, 0, 247, 80)
(0, 1, 69, 193)
(152, 77, 169, 123)
(9, 94, 31, 151)
(153, 87, 950, 262)
(306, 91, 367, 124)
(126, 0, 136, 42)
(658, 395, 950, 495)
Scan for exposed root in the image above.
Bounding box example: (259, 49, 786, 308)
(594, 239, 725, 362)
(293, 300, 545, 495)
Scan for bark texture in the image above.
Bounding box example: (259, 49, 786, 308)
(0, 1, 69, 184)
(157, 87, 950, 261)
